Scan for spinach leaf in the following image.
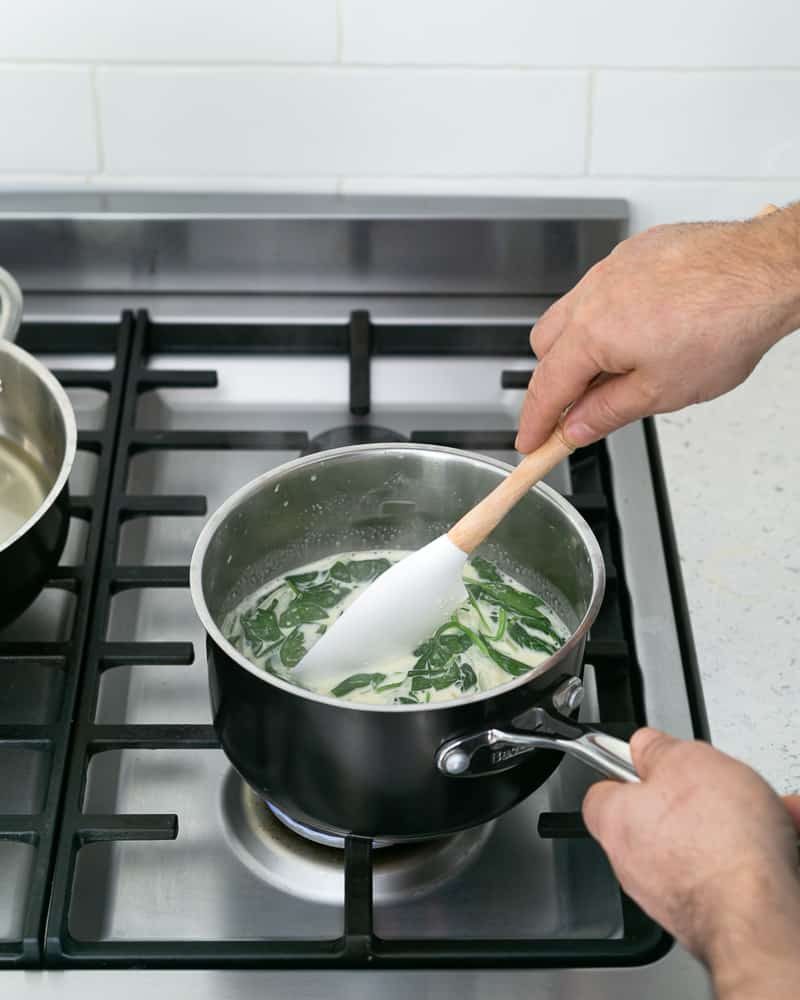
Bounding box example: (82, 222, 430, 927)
(331, 672, 387, 698)
(286, 570, 323, 593)
(280, 628, 306, 669)
(447, 620, 529, 678)
(456, 662, 477, 691)
(240, 601, 282, 654)
(471, 556, 502, 582)
(466, 581, 544, 620)
(409, 658, 478, 693)
(483, 641, 533, 677)
(508, 620, 558, 655)
(300, 580, 351, 608)
(330, 558, 391, 584)
(516, 612, 561, 643)
(375, 679, 405, 692)
(481, 607, 507, 643)
(395, 695, 419, 705)
(279, 597, 328, 628)
(329, 561, 351, 582)
(278, 579, 349, 628)
(407, 626, 477, 693)
(409, 661, 460, 692)
(412, 631, 472, 671)
(467, 590, 490, 628)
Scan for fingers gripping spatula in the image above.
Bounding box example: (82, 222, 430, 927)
(293, 429, 574, 688)
(298, 203, 776, 690)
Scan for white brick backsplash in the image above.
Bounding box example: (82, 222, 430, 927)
(342, 0, 800, 68)
(0, 0, 336, 63)
(0, 0, 798, 228)
(97, 68, 587, 177)
(592, 72, 800, 178)
(0, 67, 96, 173)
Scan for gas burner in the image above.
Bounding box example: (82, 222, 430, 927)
(266, 800, 395, 849)
(221, 769, 492, 905)
(303, 424, 406, 454)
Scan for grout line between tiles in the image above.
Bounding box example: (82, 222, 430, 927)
(335, 0, 343, 64)
(2, 59, 800, 72)
(2, 173, 800, 187)
(2, 174, 800, 190)
(89, 66, 105, 173)
(584, 70, 595, 176)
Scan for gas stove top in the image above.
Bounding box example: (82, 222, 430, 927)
(0, 196, 711, 997)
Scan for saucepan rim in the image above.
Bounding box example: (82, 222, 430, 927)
(0, 339, 77, 555)
(189, 442, 605, 713)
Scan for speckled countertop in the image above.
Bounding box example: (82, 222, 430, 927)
(655, 333, 800, 794)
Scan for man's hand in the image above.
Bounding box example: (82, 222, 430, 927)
(583, 729, 800, 998)
(516, 205, 800, 453)
(783, 793, 800, 830)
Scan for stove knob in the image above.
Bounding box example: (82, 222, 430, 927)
(552, 676, 584, 715)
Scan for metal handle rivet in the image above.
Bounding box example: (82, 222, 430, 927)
(444, 751, 470, 775)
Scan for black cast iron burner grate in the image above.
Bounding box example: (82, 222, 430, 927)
(0, 315, 133, 965)
(4, 310, 671, 968)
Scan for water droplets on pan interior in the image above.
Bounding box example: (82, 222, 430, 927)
(222, 552, 570, 705)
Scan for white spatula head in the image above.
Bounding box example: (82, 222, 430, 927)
(293, 535, 468, 689)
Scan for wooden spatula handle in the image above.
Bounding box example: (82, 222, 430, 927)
(448, 428, 575, 554)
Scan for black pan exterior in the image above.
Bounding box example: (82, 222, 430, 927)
(208, 633, 583, 840)
(0, 481, 70, 627)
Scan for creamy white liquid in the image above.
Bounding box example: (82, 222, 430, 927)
(0, 437, 48, 547)
(223, 550, 570, 706)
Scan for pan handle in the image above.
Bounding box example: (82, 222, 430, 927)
(436, 707, 639, 784)
(0, 267, 23, 343)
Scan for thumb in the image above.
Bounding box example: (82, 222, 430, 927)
(562, 371, 656, 447)
(582, 779, 624, 844)
(782, 794, 800, 831)
(629, 727, 676, 780)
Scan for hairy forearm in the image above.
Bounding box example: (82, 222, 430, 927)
(746, 201, 800, 344)
(696, 201, 800, 354)
(713, 952, 800, 1000)
(708, 874, 800, 1000)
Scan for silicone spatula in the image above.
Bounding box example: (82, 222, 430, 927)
(293, 428, 574, 688)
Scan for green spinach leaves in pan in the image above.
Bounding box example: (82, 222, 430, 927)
(330, 558, 565, 700)
(227, 554, 566, 704)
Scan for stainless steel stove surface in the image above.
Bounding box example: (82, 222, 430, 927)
(0, 196, 712, 997)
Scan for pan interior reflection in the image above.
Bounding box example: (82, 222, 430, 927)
(0, 436, 48, 546)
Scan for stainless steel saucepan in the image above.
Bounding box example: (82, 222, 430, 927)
(0, 268, 77, 625)
(190, 443, 637, 841)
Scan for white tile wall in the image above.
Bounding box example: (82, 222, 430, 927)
(97, 67, 586, 177)
(0, 67, 96, 172)
(341, 0, 800, 68)
(592, 72, 800, 178)
(0, 0, 798, 230)
(0, 0, 336, 63)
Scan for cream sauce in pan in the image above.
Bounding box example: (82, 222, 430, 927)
(223, 551, 569, 705)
